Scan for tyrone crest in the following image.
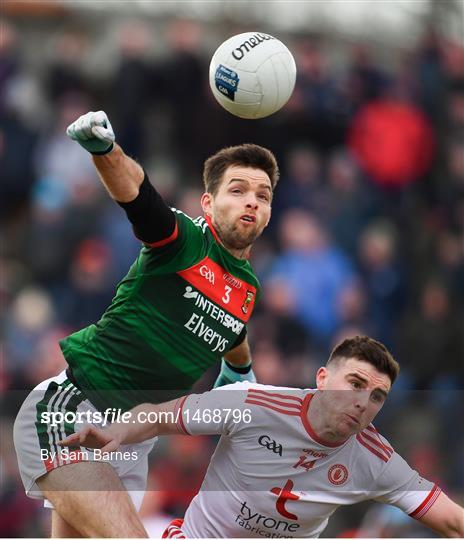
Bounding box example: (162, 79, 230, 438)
(328, 464, 349, 486)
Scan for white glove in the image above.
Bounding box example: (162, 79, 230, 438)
(66, 110, 115, 155)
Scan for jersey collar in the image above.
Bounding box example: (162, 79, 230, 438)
(204, 215, 221, 243)
(300, 392, 350, 448)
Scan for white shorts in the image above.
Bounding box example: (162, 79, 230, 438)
(13, 370, 156, 511)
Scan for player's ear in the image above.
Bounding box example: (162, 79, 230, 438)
(201, 192, 213, 216)
(316, 367, 328, 390)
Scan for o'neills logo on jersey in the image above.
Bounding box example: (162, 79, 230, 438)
(293, 448, 328, 472)
(232, 33, 275, 60)
(223, 273, 242, 289)
(235, 501, 300, 537)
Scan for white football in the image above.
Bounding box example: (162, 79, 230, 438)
(209, 32, 297, 119)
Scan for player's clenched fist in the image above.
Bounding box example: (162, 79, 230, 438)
(66, 110, 115, 155)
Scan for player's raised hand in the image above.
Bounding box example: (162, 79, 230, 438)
(66, 110, 115, 155)
(59, 425, 122, 453)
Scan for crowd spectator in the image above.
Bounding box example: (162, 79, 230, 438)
(269, 209, 356, 348)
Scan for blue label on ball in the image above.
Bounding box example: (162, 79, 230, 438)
(215, 64, 239, 101)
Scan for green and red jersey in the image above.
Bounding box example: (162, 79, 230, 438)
(60, 212, 260, 411)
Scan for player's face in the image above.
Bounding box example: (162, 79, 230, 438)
(316, 358, 391, 439)
(201, 165, 272, 256)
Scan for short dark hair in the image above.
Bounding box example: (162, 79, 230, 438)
(203, 143, 279, 196)
(327, 336, 400, 384)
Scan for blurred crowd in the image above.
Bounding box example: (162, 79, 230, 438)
(1, 14, 463, 538)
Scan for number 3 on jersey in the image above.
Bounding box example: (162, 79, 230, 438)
(222, 285, 232, 304)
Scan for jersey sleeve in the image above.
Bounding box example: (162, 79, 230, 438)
(373, 451, 441, 519)
(138, 211, 209, 274)
(117, 173, 177, 246)
(175, 381, 253, 436)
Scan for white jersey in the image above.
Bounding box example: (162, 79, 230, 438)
(175, 382, 440, 538)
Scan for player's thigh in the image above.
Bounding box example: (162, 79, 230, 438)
(51, 511, 83, 538)
(38, 461, 148, 538)
(14, 371, 154, 510)
(38, 459, 125, 492)
(13, 370, 86, 499)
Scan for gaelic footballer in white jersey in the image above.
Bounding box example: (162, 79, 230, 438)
(60, 336, 463, 538)
(174, 382, 439, 538)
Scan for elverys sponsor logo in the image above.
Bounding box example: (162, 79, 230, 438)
(184, 313, 229, 353)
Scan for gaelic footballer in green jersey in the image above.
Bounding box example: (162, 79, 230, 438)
(61, 210, 261, 411)
(14, 112, 279, 538)
(58, 139, 279, 411)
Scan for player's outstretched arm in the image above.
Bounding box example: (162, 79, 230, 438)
(59, 399, 184, 452)
(67, 111, 177, 244)
(92, 143, 144, 203)
(417, 492, 464, 537)
(66, 111, 144, 202)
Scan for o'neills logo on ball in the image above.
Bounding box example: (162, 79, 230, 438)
(232, 33, 275, 60)
(328, 464, 349, 486)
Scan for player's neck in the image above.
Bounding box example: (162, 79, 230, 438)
(205, 214, 251, 260)
(307, 391, 350, 446)
(224, 245, 252, 260)
(217, 231, 252, 260)
(217, 229, 252, 260)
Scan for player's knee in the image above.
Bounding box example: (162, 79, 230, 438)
(45, 489, 147, 538)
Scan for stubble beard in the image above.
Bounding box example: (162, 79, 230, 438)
(215, 220, 261, 251)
